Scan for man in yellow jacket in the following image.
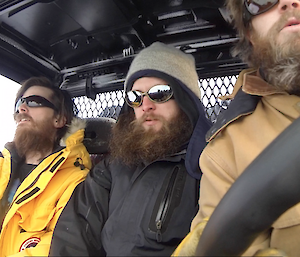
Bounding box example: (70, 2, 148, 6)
(0, 77, 91, 256)
(173, 0, 300, 256)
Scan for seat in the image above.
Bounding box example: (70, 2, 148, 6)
(83, 117, 116, 167)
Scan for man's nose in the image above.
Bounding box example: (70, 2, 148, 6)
(279, 0, 300, 11)
(18, 102, 28, 113)
(141, 95, 156, 112)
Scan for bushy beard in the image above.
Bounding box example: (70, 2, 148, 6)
(14, 113, 55, 159)
(109, 110, 193, 166)
(250, 10, 300, 95)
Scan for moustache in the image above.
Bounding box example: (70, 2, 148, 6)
(131, 114, 165, 128)
(139, 114, 163, 123)
(272, 10, 300, 33)
(14, 113, 33, 123)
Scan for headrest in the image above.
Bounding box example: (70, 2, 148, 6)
(83, 117, 116, 154)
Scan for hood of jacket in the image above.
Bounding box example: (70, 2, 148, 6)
(60, 117, 87, 147)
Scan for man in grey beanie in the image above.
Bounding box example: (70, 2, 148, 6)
(49, 42, 212, 256)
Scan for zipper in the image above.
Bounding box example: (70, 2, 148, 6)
(155, 166, 179, 242)
(15, 187, 40, 204)
(50, 156, 65, 172)
(8, 152, 64, 208)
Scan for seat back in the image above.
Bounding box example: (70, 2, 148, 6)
(83, 117, 116, 166)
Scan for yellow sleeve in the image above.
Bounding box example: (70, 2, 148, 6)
(172, 217, 209, 256)
(254, 248, 288, 257)
(8, 233, 53, 257)
(7, 173, 87, 257)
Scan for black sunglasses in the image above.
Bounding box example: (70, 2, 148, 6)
(15, 95, 58, 113)
(244, 0, 279, 24)
(125, 85, 173, 108)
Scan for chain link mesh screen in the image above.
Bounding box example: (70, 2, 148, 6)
(74, 75, 238, 122)
(74, 90, 124, 119)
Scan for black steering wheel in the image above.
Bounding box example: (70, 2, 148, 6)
(196, 116, 300, 256)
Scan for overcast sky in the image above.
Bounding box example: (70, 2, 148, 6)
(0, 75, 20, 149)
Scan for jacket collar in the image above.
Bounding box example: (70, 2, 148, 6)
(242, 69, 286, 96)
(60, 117, 86, 147)
(206, 69, 287, 142)
(5, 117, 87, 167)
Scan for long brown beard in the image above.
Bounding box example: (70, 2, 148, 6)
(109, 109, 193, 166)
(250, 10, 300, 96)
(14, 113, 55, 159)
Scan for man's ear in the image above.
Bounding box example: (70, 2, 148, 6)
(54, 115, 67, 129)
(247, 32, 253, 45)
(246, 28, 254, 46)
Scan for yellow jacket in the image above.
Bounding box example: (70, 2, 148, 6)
(0, 118, 91, 257)
(173, 69, 300, 257)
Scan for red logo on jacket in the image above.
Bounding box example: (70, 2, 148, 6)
(19, 237, 41, 252)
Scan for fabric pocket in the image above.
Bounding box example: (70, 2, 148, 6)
(17, 203, 56, 233)
(148, 164, 187, 242)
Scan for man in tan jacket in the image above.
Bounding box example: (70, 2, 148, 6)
(173, 0, 300, 256)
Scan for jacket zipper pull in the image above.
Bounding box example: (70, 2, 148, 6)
(156, 220, 162, 242)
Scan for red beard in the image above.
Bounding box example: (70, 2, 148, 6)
(109, 109, 193, 166)
(250, 9, 300, 95)
(14, 113, 56, 159)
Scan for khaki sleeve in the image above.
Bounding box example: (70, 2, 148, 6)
(191, 145, 235, 230)
(190, 145, 271, 256)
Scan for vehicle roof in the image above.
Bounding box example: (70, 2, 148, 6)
(0, 0, 247, 97)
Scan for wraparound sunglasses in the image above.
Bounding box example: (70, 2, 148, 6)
(125, 84, 173, 108)
(15, 95, 58, 113)
(244, 0, 279, 24)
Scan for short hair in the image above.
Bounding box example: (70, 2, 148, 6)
(15, 76, 76, 142)
(226, 0, 255, 66)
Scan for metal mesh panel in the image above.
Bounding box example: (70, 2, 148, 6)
(74, 75, 238, 122)
(74, 90, 124, 119)
(200, 75, 237, 122)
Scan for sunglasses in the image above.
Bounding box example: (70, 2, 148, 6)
(244, 0, 279, 23)
(125, 85, 173, 108)
(15, 95, 58, 113)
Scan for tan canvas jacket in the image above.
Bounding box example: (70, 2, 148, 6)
(192, 69, 300, 256)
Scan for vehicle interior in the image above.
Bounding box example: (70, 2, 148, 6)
(1, 1, 278, 253)
(0, 0, 247, 122)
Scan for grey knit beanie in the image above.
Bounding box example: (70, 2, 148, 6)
(124, 42, 200, 98)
